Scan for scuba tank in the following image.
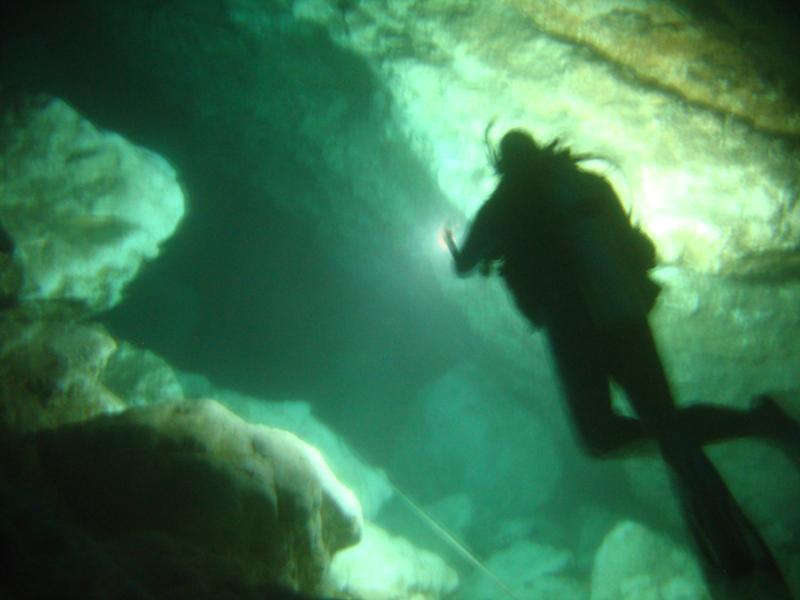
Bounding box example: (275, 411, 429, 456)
(568, 216, 653, 327)
(550, 171, 659, 329)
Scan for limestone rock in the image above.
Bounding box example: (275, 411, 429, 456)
(324, 520, 458, 600)
(101, 341, 185, 408)
(0, 317, 124, 433)
(590, 520, 708, 600)
(31, 399, 363, 593)
(508, 0, 800, 135)
(208, 386, 394, 519)
(0, 95, 184, 313)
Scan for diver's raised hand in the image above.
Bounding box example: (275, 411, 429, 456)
(442, 228, 458, 258)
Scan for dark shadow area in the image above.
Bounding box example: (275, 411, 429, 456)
(0, 473, 332, 600)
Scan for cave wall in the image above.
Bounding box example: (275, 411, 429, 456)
(2, 0, 799, 568)
(291, 0, 800, 408)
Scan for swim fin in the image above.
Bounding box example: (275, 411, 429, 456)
(664, 443, 793, 599)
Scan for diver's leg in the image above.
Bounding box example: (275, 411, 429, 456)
(676, 399, 800, 450)
(604, 319, 800, 450)
(544, 307, 651, 458)
(603, 321, 791, 593)
(603, 318, 677, 430)
(748, 395, 800, 451)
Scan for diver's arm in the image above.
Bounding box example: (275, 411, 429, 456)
(445, 192, 503, 276)
(443, 229, 474, 275)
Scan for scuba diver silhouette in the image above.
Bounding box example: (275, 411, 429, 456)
(444, 129, 799, 598)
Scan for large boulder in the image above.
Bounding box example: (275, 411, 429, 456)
(68, 340, 393, 520)
(590, 520, 708, 600)
(192, 382, 395, 519)
(0, 94, 184, 314)
(28, 399, 363, 593)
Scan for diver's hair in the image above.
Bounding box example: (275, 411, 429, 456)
(484, 125, 592, 175)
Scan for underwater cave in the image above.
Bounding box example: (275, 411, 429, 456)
(0, 1, 799, 599)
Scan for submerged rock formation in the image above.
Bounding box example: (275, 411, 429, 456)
(590, 520, 708, 600)
(290, 0, 800, 464)
(102, 341, 186, 409)
(206, 386, 395, 520)
(508, 0, 800, 136)
(325, 521, 458, 600)
(0, 94, 184, 314)
(26, 399, 363, 593)
(101, 349, 396, 520)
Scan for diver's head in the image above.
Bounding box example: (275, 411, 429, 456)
(494, 129, 541, 175)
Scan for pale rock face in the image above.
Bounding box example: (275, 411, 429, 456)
(590, 520, 709, 600)
(95, 347, 394, 520)
(0, 96, 185, 313)
(506, 0, 800, 136)
(31, 399, 363, 593)
(206, 387, 395, 519)
(324, 520, 458, 600)
(101, 341, 185, 408)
